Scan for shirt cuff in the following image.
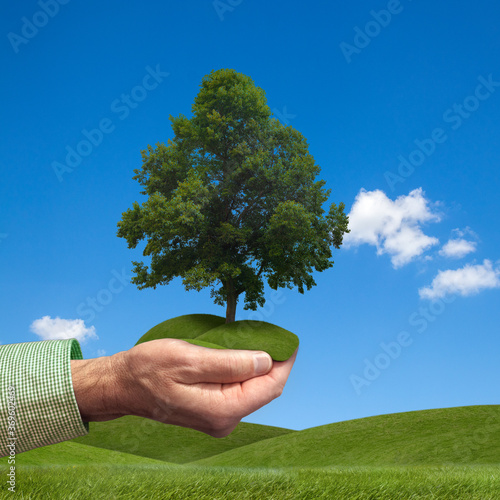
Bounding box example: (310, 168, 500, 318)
(0, 339, 89, 456)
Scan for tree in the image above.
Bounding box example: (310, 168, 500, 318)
(117, 69, 349, 323)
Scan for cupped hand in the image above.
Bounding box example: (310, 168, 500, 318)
(73, 338, 298, 438)
(116, 339, 298, 437)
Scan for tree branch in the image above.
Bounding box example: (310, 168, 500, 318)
(236, 187, 267, 225)
(256, 260, 266, 278)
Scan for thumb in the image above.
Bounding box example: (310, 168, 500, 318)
(189, 347, 273, 384)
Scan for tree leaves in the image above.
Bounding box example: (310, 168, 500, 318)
(117, 68, 349, 321)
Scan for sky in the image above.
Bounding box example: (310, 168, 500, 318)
(1, 0, 499, 432)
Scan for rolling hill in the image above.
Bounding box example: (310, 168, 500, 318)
(193, 405, 500, 467)
(16, 405, 500, 469)
(70, 416, 294, 464)
(17, 440, 174, 466)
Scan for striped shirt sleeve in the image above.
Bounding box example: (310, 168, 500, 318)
(0, 339, 89, 456)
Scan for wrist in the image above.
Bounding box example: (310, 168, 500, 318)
(71, 351, 129, 422)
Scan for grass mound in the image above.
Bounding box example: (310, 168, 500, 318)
(135, 313, 225, 345)
(194, 320, 298, 361)
(135, 313, 299, 361)
(194, 405, 500, 467)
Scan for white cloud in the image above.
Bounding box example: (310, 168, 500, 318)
(343, 188, 440, 268)
(439, 238, 477, 259)
(452, 227, 478, 239)
(419, 259, 500, 300)
(96, 349, 107, 357)
(30, 316, 98, 343)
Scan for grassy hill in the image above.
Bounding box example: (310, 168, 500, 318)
(10, 406, 500, 499)
(193, 405, 500, 467)
(16, 405, 499, 470)
(17, 440, 174, 466)
(71, 416, 294, 464)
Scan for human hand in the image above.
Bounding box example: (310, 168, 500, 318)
(72, 339, 297, 437)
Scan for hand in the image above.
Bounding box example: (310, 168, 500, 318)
(71, 339, 297, 437)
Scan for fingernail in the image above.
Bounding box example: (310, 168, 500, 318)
(254, 353, 272, 375)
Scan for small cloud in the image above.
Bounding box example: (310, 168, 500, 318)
(30, 316, 98, 343)
(343, 188, 440, 268)
(452, 227, 478, 239)
(439, 238, 477, 259)
(96, 349, 107, 357)
(419, 259, 500, 300)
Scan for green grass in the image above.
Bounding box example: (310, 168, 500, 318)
(69, 417, 294, 464)
(5, 464, 500, 499)
(194, 319, 299, 361)
(194, 405, 500, 467)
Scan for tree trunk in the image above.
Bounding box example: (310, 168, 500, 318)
(225, 279, 237, 323)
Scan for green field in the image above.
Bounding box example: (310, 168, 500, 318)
(2, 405, 499, 499)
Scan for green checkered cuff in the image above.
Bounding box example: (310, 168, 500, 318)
(0, 339, 89, 456)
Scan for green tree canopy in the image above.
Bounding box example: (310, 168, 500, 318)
(117, 68, 349, 323)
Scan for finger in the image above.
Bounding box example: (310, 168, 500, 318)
(181, 343, 274, 384)
(237, 347, 298, 416)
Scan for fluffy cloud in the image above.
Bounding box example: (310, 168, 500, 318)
(30, 316, 98, 343)
(439, 238, 477, 259)
(419, 259, 500, 300)
(343, 188, 440, 268)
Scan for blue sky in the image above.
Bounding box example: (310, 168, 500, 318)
(1, 0, 499, 431)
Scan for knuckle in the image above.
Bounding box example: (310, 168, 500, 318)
(221, 353, 242, 376)
(207, 354, 241, 382)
